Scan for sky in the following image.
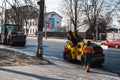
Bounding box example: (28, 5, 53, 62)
(0, 0, 62, 13)
(45, 0, 62, 13)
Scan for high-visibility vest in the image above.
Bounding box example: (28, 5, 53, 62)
(83, 45, 94, 54)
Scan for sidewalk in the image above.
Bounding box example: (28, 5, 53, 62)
(0, 61, 119, 80)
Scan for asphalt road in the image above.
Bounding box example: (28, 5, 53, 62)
(0, 38, 120, 76)
(103, 48, 120, 76)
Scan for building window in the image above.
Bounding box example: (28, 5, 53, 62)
(29, 21, 32, 26)
(33, 29, 34, 33)
(33, 21, 34, 26)
(57, 21, 59, 24)
(30, 29, 32, 34)
(51, 13, 55, 17)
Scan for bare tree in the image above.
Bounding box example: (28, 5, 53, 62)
(81, 0, 120, 40)
(61, 0, 120, 40)
(4, 0, 38, 35)
(114, 0, 120, 18)
(61, 0, 82, 32)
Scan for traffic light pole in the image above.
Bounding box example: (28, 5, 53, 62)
(36, 0, 45, 59)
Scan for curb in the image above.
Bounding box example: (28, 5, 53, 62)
(27, 37, 67, 43)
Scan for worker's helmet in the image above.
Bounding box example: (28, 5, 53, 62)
(86, 41, 91, 46)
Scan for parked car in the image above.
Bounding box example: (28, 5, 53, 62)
(101, 39, 120, 48)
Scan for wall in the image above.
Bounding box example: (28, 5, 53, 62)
(107, 32, 120, 40)
(45, 12, 62, 32)
(24, 12, 62, 35)
(23, 18, 37, 35)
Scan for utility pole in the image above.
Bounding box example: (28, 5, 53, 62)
(96, 18, 99, 42)
(36, 0, 45, 59)
(69, 0, 72, 31)
(4, 0, 8, 44)
(44, 4, 47, 39)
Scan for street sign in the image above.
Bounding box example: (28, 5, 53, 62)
(96, 18, 99, 25)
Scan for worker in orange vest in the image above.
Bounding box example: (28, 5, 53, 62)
(83, 41, 94, 72)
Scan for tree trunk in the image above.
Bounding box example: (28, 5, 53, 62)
(36, 0, 45, 59)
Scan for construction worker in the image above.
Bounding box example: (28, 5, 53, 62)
(67, 31, 83, 46)
(83, 41, 94, 72)
(67, 31, 77, 46)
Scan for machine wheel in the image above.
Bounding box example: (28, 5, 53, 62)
(63, 50, 72, 62)
(91, 54, 105, 66)
(9, 39, 13, 46)
(20, 43, 26, 46)
(20, 42, 26, 46)
(67, 51, 72, 62)
(7, 38, 11, 45)
(81, 55, 84, 65)
(63, 52, 67, 60)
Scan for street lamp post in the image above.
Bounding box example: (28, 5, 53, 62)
(36, 0, 45, 59)
(69, 0, 72, 31)
(44, 4, 47, 39)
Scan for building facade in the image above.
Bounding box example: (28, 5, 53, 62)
(0, 5, 62, 35)
(44, 12, 62, 32)
(27, 11, 62, 35)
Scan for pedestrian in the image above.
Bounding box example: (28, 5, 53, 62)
(83, 41, 94, 72)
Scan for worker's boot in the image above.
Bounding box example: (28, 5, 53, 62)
(85, 66, 90, 72)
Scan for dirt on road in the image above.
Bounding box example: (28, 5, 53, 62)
(0, 49, 53, 67)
